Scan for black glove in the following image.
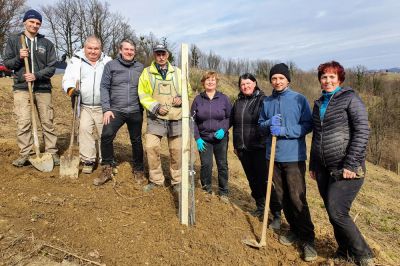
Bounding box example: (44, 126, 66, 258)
(67, 88, 80, 97)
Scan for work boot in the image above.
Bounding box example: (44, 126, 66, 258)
(12, 155, 29, 167)
(133, 171, 146, 184)
(52, 153, 60, 166)
(143, 182, 164, 192)
(82, 161, 95, 174)
(303, 242, 318, 262)
(250, 205, 264, 218)
(93, 165, 113, 186)
(269, 213, 281, 230)
(172, 183, 181, 194)
(279, 231, 299, 246)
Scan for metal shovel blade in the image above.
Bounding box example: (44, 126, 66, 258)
(59, 155, 80, 179)
(29, 152, 54, 172)
(241, 238, 264, 249)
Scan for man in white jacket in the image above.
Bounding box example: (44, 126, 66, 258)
(62, 36, 112, 174)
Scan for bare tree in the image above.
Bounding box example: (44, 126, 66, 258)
(0, 0, 26, 56)
(190, 44, 201, 68)
(206, 51, 221, 71)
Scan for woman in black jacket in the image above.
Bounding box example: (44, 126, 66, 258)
(231, 73, 281, 228)
(309, 61, 374, 266)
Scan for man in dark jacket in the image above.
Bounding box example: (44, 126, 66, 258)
(94, 39, 144, 186)
(3, 9, 59, 167)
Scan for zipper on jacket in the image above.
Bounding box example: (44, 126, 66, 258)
(320, 95, 334, 167)
(240, 98, 249, 149)
(128, 67, 131, 112)
(92, 68, 96, 106)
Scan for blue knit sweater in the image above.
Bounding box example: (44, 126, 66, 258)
(258, 88, 313, 162)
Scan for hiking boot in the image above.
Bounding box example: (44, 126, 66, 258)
(220, 195, 230, 204)
(357, 257, 375, 266)
(333, 248, 348, 260)
(12, 155, 29, 167)
(93, 165, 113, 186)
(143, 182, 162, 192)
(82, 161, 95, 174)
(172, 183, 181, 194)
(303, 242, 318, 262)
(52, 153, 60, 166)
(279, 231, 299, 246)
(250, 206, 264, 218)
(269, 215, 281, 230)
(133, 171, 146, 184)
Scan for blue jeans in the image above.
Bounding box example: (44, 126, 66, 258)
(199, 136, 228, 195)
(100, 111, 144, 171)
(315, 167, 373, 260)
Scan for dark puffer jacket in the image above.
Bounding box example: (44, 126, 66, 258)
(231, 89, 266, 151)
(309, 87, 370, 173)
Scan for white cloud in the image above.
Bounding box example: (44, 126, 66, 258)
(27, 0, 400, 69)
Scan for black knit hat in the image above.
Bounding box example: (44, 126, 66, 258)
(23, 9, 42, 23)
(269, 63, 291, 82)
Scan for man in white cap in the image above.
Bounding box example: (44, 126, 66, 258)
(138, 44, 191, 192)
(3, 9, 59, 167)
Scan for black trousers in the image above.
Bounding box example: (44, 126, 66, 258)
(237, 148, 282, 215)
(315, 167, 373, 260)
(272, 161, 315, 243)
(199, 136, 228, 196)
(101, 110, 144, 171)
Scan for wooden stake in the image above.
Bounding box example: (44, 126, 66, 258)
(180, 43, 190, 225)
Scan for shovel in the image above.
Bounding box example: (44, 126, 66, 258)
(242, 135, 277, 248)
(60, 81, 80, 179)
(20, 35, 54, 172)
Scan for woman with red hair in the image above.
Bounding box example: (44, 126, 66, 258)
(309, 61, 374, 266)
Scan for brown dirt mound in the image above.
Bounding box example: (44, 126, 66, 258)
(1, 75, 396, 265)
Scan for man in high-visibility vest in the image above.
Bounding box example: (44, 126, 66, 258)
(139, 44, 191, 192)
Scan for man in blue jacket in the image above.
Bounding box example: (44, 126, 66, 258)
(258, 63, 316, 262)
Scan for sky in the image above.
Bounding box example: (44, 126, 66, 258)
(27, 0, 400, 70)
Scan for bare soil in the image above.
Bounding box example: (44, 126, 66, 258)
(0, 76, 398, 265)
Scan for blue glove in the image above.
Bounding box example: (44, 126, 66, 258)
(270, 126, 286, 136)
(214, 128, 225, 140)
(270, 114, 282, 126)
(196, 138, 207, 152)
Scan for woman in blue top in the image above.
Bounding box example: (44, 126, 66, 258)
(191, 71, 232, 202)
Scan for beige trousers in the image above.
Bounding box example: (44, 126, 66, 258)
(79, 105, 103, 162)
(13, 90, 58, 156)
(145, 133, 181, 185)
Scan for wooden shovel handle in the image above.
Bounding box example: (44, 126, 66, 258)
(67, 81, 79, 157)
(259, 135, 277, 246)
(20, 35, 41, 157)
